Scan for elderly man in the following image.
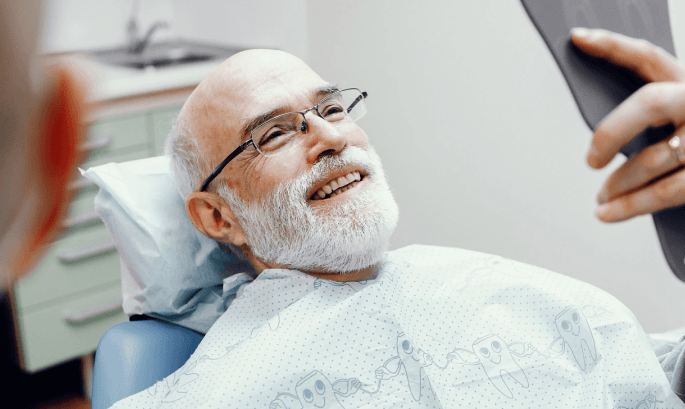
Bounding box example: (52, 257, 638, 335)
(167, 49, 397, 283)
(107, 36, 685, 408)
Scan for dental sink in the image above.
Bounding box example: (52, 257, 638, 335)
(87, 40, 242, 70)
(108, 48, 213, 70)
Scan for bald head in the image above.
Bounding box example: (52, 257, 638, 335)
(186, 50, 324, 168)
(167, 49, 335, 197)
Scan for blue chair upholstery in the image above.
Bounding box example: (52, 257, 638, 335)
(91, 320, 203, 409)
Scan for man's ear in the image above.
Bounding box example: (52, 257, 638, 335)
(186, 191, 248, 247)
(12, 67, 88, 277)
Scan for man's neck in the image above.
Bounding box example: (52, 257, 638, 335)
(304, 261, 382, 282)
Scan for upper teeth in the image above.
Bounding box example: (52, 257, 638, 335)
(312, 171, 362, 200)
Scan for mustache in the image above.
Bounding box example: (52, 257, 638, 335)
(277, 146, 378, 200)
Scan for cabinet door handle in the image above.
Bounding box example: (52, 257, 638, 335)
(68, 177, 96, 192)
(81, 135, 112, 152)
(63, 210, 101, 229)
(64, 298, 123, 324)
(57, 241, 116, 263)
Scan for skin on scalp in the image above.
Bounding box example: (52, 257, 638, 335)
(183, 49, 381, 281)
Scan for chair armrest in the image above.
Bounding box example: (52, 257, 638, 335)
(91, 320, 203, 409)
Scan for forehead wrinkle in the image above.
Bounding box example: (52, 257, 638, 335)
(247, 65, 317, 92)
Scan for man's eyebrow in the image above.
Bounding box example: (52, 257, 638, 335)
(242, 107, 289, 140)
(314, 83, 340, 97)
(241, 83, 341, 139)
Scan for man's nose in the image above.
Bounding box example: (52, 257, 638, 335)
(302, 112, 347, 164)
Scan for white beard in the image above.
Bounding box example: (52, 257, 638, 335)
(217, 145, 399, 274)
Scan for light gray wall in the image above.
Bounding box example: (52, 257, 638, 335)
(40, 0, 307, 59)
(41, 0, 177, 53)
(172, 0, 308, 61)
(307, 0, 685, 332)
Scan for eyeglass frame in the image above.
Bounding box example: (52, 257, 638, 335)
(199, 88, 368, 192)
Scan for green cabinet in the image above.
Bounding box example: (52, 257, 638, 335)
(12, 104, 183, 372)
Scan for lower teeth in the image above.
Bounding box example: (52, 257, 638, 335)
(313, 179, 362, 200)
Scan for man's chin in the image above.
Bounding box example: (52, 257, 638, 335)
(233, 150, 399, 276)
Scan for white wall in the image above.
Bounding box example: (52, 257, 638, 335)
(307, 0, 685, 332)
(171, 0, 307, 61)
(41, 0, 177, 53)
(40, 0, 307, 60)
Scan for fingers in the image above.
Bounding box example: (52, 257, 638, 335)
(587, 82, 685, 169)
(572, 29, 685, 169)
(596, 130, 685, 203)
(571, 28, 685, 83)
(595, 167, 685, 222)
(572, 28, 685, 221)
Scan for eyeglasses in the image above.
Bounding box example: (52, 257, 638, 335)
(199, 88, 368, 192)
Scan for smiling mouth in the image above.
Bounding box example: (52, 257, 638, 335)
(490, 356, 501, 364)
(309, 170, 365, 201)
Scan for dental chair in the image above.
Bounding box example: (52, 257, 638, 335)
(91, 318, 203, 409)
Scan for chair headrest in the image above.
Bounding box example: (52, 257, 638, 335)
(82, 156, 253, 334)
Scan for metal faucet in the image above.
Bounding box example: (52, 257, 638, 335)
(126, 0, 170, 54)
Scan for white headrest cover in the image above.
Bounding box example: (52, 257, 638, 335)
(82, 156, 253, 334)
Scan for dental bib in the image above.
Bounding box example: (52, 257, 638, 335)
(111, 245, 683, 408)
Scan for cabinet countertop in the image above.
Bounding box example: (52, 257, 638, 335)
(44, 53, 226, 121)
(44, 52, 226, 104)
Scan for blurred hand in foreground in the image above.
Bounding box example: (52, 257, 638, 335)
(0, 0, 88, 290)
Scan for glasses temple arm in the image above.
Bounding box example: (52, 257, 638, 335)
(199, 139, 254, 192)
(346, 91, 368, 113)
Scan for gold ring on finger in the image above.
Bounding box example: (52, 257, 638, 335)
(669, 135, 685, 164)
